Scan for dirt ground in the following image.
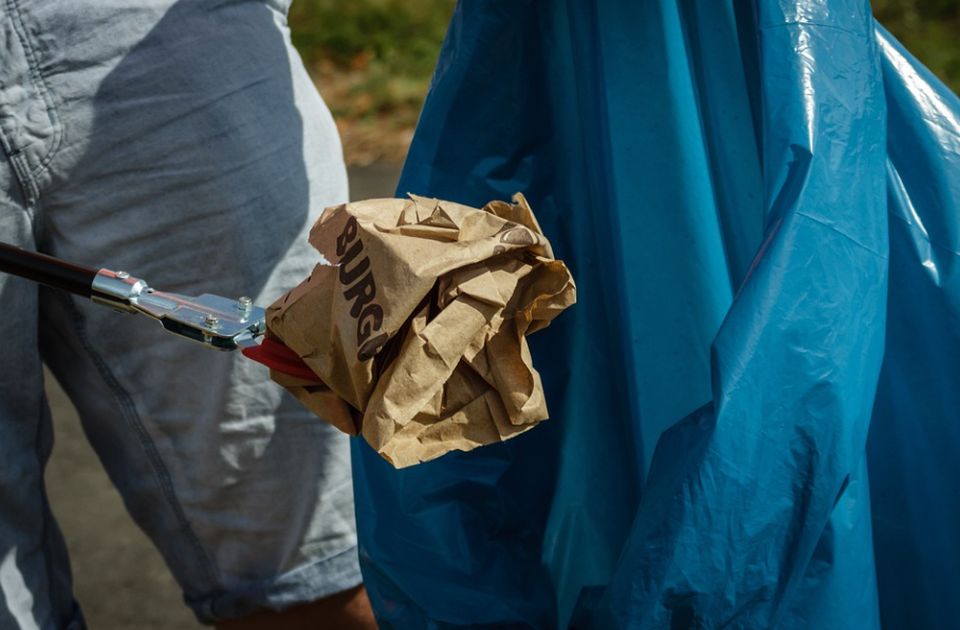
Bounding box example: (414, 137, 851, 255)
(44, 164, 400, 629)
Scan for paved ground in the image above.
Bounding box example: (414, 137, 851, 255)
(44, 165, 399, 629)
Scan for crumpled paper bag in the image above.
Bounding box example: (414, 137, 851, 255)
(267, 193, 575, 467)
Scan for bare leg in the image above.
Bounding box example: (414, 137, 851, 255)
(217, 585, 377, 630)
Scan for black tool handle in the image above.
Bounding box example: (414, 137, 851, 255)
(0, 241, 98, 298)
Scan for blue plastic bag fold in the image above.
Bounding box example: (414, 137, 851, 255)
(350, 2, 960, 627)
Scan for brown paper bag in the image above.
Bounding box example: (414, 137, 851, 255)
(267, 193, 575, 467)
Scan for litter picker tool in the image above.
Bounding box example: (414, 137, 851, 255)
(0, 241, 266, 351)
(1, 193, 577, 467)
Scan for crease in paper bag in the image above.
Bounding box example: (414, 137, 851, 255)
(267, 193, 575, 467)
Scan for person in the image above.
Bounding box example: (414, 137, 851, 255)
(0, 1, 375, 627)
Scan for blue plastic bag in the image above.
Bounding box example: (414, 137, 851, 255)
(350, 1, 960, 627)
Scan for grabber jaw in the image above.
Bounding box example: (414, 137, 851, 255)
(91, 269, 266, 351)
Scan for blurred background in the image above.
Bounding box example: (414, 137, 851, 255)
(875, 0, 960, 90)
(44, 2, 959, 628)
(292, 0, 454, 166)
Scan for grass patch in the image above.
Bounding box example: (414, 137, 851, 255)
(290, 0, 454, 164)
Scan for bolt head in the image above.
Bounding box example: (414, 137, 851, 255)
(116, 271, 130, 279)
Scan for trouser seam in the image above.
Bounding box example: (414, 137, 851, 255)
(0, 126, 41, 212)
(36, 397, 61, 630)
(52, 291, 221, 593)
(5, 0, 65, 183)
